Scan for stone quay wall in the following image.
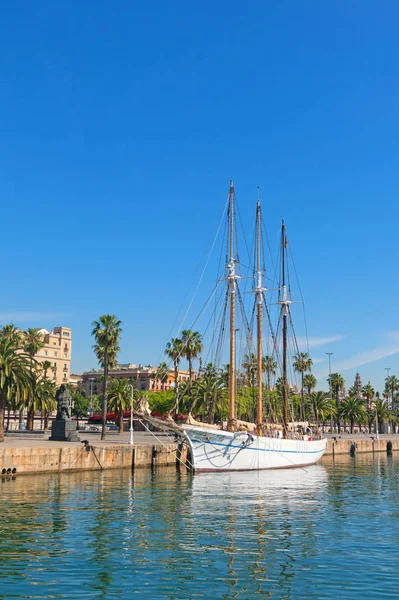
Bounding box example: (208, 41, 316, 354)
(0, 437, 398, 475)
(0, 443, 188, 475)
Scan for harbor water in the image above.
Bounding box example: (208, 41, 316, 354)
(1, 453, 399, 599)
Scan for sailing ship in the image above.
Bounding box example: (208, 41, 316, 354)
(180, 181, 327, 472)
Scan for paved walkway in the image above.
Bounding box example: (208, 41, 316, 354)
(2, 430, 176, 448)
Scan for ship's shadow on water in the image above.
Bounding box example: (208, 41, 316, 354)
(1, 455, 399, 599)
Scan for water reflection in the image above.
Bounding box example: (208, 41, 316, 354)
(0, 457, 399, 599)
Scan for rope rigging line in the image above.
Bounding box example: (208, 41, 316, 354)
(164, 195, 229, 355)
(236, 286, 254, 352)
(288, 244, 310, 355)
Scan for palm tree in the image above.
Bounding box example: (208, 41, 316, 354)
(181, 330, 203, 381)
(293, 352, 313, 421)
(384, 375, 399, 409)
(165, 337, 184, 417)
(41, 360, 53, 380)
(189, 363, 227, 423)
(362, 382, 375, 409)
(339, 396, 367, 434)
(303, 374, 317, 396)
(91, 315, 123, 440)
(0, 324, 24, 345)
(375, 398, 390, 433)
(328, 373, 345, 433)
(108, 378, 131, 433)
(36, 378, 57, 430)
(23, 328, 45, 430)
(0, 338, 31, 441)
(155, 362, 170, 391)
(310, 391, 335, 430)
(242, 353, 257, 386)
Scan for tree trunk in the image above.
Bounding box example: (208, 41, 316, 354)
(6, 407, 11, 433)
(27, 406, 34, 430)
(119, 408, 124, 433)
(350, 418, 354, 434)
(336, 392, 341, 433)
(301, 373, 305, 421)
(0, 393, 6, 442)
(101, 351, 108, 441)
(188, 356, 193, 381)
(44, 410, 49, 431)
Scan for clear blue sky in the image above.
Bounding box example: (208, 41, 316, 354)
(1, 1, 398, 393)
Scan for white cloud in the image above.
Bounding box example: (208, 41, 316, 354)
(314, 333, 399, 378)
(0, 311, 70, 324)
(312, 357, 325, 364)
(296, 335, 345, 349)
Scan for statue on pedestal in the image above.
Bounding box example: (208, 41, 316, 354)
(56, 385, 72, 421)
(49, 384, 80, 442)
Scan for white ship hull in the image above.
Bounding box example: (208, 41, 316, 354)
(183, 425, 327, 472)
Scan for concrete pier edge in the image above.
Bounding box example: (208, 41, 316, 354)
(0, 437, 398, 475)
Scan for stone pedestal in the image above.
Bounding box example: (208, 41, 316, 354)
(49, 420, 80, 442)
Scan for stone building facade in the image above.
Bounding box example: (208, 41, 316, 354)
(35, 327, 72, 386)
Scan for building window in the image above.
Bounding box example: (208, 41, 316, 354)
(63, 332, 70, 337)
(54, 352, 58, 357)
(141, 384, 145, 390)
(64, 353, 68, 359)
(44, 351, 48, 356)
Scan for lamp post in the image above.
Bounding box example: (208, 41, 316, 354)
(127, 384, 134, 445)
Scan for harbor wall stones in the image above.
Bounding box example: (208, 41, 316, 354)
(0, 443, 186, 475)
(325, 437, 399, 456)
(0, 438, 397, 474)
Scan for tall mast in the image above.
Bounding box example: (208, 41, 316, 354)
(255, 188, 265, 436)
(280, 219, 290, 438)
(227, 180, 237, 431)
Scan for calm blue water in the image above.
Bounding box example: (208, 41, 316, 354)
(1, 454, 399, 599)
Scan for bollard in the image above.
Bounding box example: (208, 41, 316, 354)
(387, 441, 393, 456)
(350, 442, 356, 457)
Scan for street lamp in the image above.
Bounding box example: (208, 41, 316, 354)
(127, 384, 134, 445)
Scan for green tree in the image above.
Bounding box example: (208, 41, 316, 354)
(148, 389, 175, 415)
(165, 337, 184, 416)
(375, 398, 390, 432)
(303, 374, 317, 396)
(36, 378, 57, 430)
(41, 360, 54, 380)
(155, 361, 170, 391)
(181, 330, 203, 381)
(362, 382, 375, 409)
(293, 352, 313, 421)
(190, 363, 227, 423)
(0, 339, 31, 441)
(107, 378, 131, 433)
(384, 375, 399, 409)
(309, 391, 333, 429)
(23, 329, 45, 430)
(91, 315, 123, 440)
(0, 324, 24, 345)
(242, 353, 257, 386)
(71, 392, 89, 430)
(328, 373, 345, 433)
(339, 396, 366, 434)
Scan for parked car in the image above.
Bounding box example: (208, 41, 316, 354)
(105, 423, 119, 432)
